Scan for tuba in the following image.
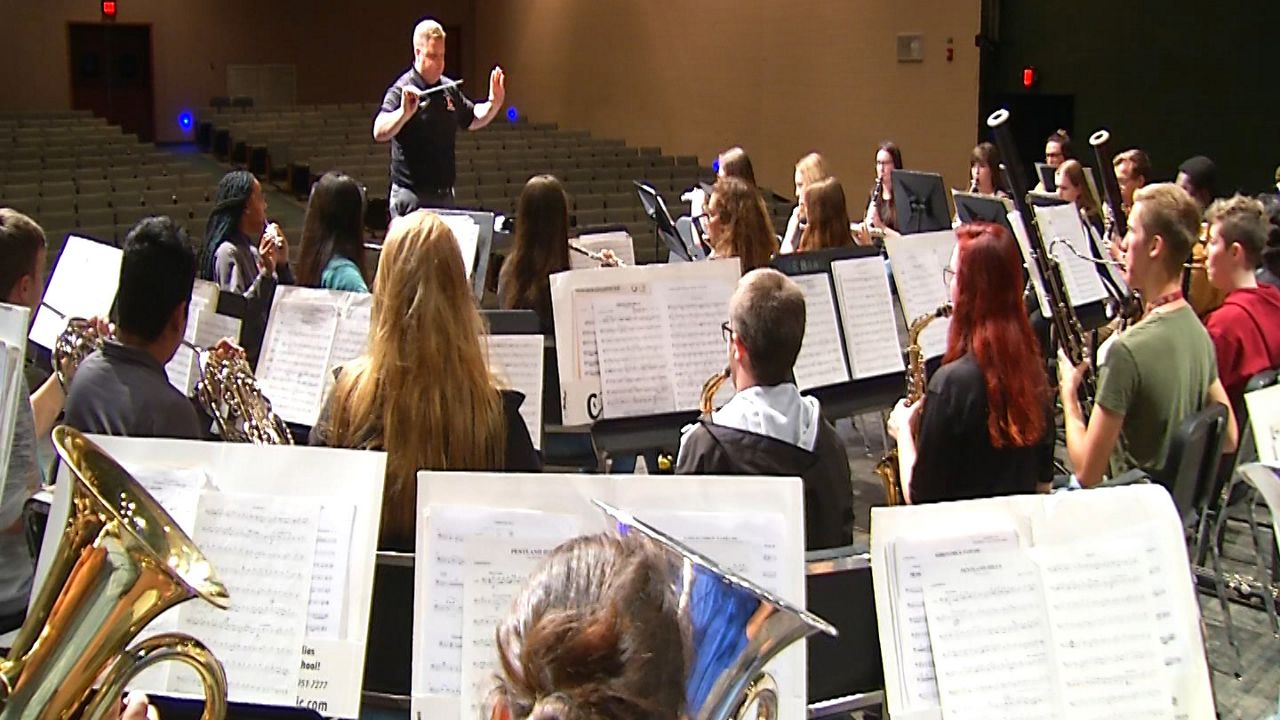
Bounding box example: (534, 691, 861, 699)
(0, 426, 230, 719)
(874, 304, 952, 506)
(594, 500, 837, 720)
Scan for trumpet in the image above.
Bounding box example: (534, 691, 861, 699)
(0, 427, 230, 719)
(569, 241, 625, 267)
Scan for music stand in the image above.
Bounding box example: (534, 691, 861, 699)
(634, 180, 695, 261)
(1034, 162, 1057, 190)
(952, 190, 1018, 240)
(889, 170, 951, 234)
(1027, 191, 1069, 208)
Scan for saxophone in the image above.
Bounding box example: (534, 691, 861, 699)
(874, 304, 953, 506)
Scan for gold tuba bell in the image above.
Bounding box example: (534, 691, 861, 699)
(0, 427, 231, 720)
(874, 304, 952, 506)
(594, 500, 837, 720)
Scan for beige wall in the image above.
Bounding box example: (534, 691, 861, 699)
(474, 0, 980, 197)
(0, 0, 476, 143)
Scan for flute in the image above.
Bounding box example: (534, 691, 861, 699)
(569, 241, 625, 267)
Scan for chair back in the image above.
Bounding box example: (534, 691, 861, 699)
(1157, 403, 1228, 527)
(803, 547, 883, 716)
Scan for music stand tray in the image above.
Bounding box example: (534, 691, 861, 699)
(889, 170, 951, 235)
(1034, 162, 1057, 190)
(634, 180, 696, 261)
(952, 190, 1018, 240)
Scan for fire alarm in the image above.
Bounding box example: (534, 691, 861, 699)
(102, 1, 117, 18)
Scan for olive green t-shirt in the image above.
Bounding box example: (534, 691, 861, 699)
(1096, 305, 1217, 478)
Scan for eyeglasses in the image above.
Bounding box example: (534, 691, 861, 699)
(721, 321, 733, 343)
(696, 211, 716, 234)
(942, 267, 956, 287)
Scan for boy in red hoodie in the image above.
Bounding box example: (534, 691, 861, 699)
(1204, 195, 1280, 407)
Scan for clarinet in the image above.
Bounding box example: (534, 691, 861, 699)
(988, 109, 1095, 405)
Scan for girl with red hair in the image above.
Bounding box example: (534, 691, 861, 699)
(888, 222, 1054, 503)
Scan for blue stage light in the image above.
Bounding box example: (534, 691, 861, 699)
(178, 112, 193, 130)
(506, 107, 519, 123)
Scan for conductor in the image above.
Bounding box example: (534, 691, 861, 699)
(373, 18, 506, 217)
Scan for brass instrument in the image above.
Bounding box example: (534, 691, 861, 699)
(594, 500, 837, 720)
(193, 345, 294, 444)
(568, 241, 625, 267)
(874, 304, 952, 506)
(51, 315, 106, 388)
(0, 426, 230, 719)
(700, 367, 731, 415)
(1188, 222, 1225, 318)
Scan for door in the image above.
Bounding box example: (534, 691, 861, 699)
(68, 23, 156, 142)
(985, 93, 1075, 189)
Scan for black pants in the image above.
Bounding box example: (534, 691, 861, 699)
(390, 184, 455, 219)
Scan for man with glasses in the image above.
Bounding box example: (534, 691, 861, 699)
(676, 268, 853, 551)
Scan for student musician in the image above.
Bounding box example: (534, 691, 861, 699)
(1175, 155, 1226, 317)
(311, 209, 541, 550)
(200, 169, 294, 297)
(487, 533, 687, 720)
(696, 176, 776, 273)
(677, 268, 853, 550)
(296, 172, 371, 293)
(689, 146, 759, 220)
(1202, 195, 1280, 410)
(497, 175, 571, 333)
(781, 152, 829, 254)
(968, 142, 1008, 197)
(1055, 159, 1105, 237)
(888, 223, 1054, 503)
(1114, 148, 1152, 214)
(1059, 184, 1237, 488)
(795, 177, 858, 251)
(1260, 195, 1280, 291)
(64, 217, 208, 440)
(861, 141, 902, 234)
(1033, 130, 1072, 193)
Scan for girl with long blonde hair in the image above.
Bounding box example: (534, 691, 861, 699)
(313, 210, 539, 550)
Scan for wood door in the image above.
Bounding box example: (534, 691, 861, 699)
(68, 23, 156, 142)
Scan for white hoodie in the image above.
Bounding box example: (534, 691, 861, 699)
(680, 383, 820, 455)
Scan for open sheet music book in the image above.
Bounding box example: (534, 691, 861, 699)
(164, 294, 243, 397)
(871, 485, 1214, 720)
(483, 334, 545, 450)
(883, 231, 955, 360)
(28, 235, 123, 349)
(569, 230, 637, 270)
(0, 303, 31, 493)
(412, 471, 806, 720)
(33, 436, 386, 718)
(1007, 205, 1109, 318)
(550, 258, 741, 425)
(1245, 383, 1280, 467)
(256, 286, 374, 426)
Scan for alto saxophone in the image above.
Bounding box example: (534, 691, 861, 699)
(874, 304, 952, 506)
(699, 367, 731, 415)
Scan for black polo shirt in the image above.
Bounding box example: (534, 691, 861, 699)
(380, 69, 476, 193)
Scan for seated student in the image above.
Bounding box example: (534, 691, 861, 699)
(488, 532, 686, 720)
(862, 140, 903, 234)
(796, 177, 857, 252)
(696, 177, 776, 274)
(295, 172, 370, 293)
(781, 152, 829, 253)
(1055, 159, 1104, 237)
(968, 142, 1009, 198)
(63, 217, 203, 439)
(676, 268, 853, 550)
(888, 223, 1054, 503)
(311, 209, 540, 551)
(717, 146, 757, 187)
(199, 169, 294, 296)
(498, 174, 571, 333)
(1059, 184, 1238, 488)
(1202, 195, 1280, 410)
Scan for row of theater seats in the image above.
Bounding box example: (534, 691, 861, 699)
(0, 111, 224, 282)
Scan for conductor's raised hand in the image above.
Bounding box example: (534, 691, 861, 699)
(399, 86, 421, 116)
(488, 66, 506, 107)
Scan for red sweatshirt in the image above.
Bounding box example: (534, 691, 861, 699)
(1205, 285, 1280, 401)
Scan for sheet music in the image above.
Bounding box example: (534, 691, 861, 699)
(191, 279, 220, 314)
(440, 214, 481, 279)
(1245, 384, 1280, 466)
(789, 274, 851, 390)
(165, 310, 243, 396)
(830, 257, 905, 378)
(459, 537, 567, 720)
(329, 301, 373, 370)
(174, 491, 320, 705)
(419, 506, 581, 697)
(921, 551, 1060, 720)
(1008, 210, 1053, 317)
(485, 334, 545, 449)
(309, 503, 356, 641)
(1032, 541, 1172, 720)
(570, 284, 630, 379)
(569, 231, 637, 270)
(1034, 204, 1109, 306)
(0, 303, 28, 494)
(639, 510, 786, 593)
(657, 279, 735, 411)
(884, 233, 952, 360)
(594, 295, 677, 418)
(29, 235, 123, 349)
(257, 300, 340, 426)
(889, 529, 1021, 712)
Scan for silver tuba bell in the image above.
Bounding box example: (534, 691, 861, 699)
(595, 501, 837, 720)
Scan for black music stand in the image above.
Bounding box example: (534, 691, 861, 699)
(634, 180, 697, 261)
(481, 309, 540, 334)
(149, 698, 322, 720)
(889, 170, 951, 234)
(364, 210, 495, 302)
(1034, 162, 1057, 190)
(953, 190, 1018, 239)
(805, 545, 884, 717)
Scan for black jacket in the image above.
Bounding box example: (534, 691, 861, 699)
(676, 417, 854, 551)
